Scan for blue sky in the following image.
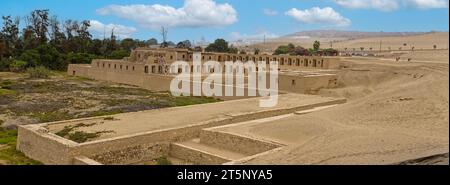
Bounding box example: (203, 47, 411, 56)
(0, 0, 448, 43)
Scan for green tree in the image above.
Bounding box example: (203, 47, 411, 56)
(1, 16, 20, 58)
(291, 46, 310, 56)
(254, 48, 260, 55)
(19, 49, 40, 68)
(205, 39, 229, 53)
(109, 50, 129, 59)
(273, 43, 295, 55)
(313, 40, 320, 51)
(67, 52, 95, 64)
(28, 9, 50, 44)
(176, 40, 192, 49)
(146, 38, 158, 46)
(120, 38, 137, 52)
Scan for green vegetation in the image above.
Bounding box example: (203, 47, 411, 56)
(67, 131, 111, 143)
(0, 73, 221, 163)
(55, 123, 96, 137)
(0, 80, 14, 89)
(55, 123, 113, 143)
(156, 156, 172, 165)
(26, 66, 52, 78)
(0, 127, 42, 165)
(273, 41, 338, 56)
(205, 39, 238, 54)
(85, 110, 124, 117)
(31, 111, 74, 123)
(0, 88, 15, 96)
(0, 10, 160, 72)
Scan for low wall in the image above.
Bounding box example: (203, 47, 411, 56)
(199, 129, 282, 156)
(17, 97, 345, 165)
(73, 156, 102, 165)
(169, 143, 229, 165)
(17, 125, 78, 165)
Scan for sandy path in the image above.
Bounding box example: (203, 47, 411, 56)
(228, 56, 450, 164)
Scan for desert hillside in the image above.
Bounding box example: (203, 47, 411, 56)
(249, 31, 449, 52)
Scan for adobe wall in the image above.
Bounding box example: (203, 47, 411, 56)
(199, 129, 282, 156)
(67, 64, 90, 77)
(169, 143, 230, 165)
(279, 74, 338, 94)
(16, 125, 78, 165)
(68, 62, 338, 97)
(17, 97, 346, 165)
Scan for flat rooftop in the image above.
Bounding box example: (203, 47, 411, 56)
(45, 94, 344, 141)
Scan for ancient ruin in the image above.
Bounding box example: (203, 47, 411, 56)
(16, 48, 346, 165)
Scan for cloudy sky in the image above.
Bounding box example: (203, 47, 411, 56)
(0, 0, 448, 42)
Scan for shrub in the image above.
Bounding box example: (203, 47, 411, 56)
(9, 60, 28, 72)
(0, 80, 14, 89)
(0, 58, 13, 71)
(26, 66, 51, 79)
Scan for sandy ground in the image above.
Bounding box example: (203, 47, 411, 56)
(249, 32, 449, 53)
(217, 50, 449, 164)
(46, 94, 344, 140)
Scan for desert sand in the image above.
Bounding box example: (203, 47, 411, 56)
(223, 51, 449, 164)
(250, 32, 449, 53)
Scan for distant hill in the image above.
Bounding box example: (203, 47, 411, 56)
(282, 30, 430, 40)
(245, 30, 448, 52)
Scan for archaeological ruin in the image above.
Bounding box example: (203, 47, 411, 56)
(16, 48, 346, 165)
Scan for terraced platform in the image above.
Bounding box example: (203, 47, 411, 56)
(17, 93, 346, 164)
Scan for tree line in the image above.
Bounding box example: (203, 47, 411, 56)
(0, 9, 181, 72)
(0, 9, 339, 73)
(273, 41, 338, 56)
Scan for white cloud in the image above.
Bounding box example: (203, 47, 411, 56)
(333, 0, 449, 11)
(96, 0, 237, 29)
(285, 7, 351, 27)
(89, 20, 137, 39)
(263, 8, 278, 16)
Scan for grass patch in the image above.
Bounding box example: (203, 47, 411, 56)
(0, 146, 43, 165)
(55, 123, 113, 143)
(0, 128, 17, 146)
(31, 111, 74, 123)
(67, 131, 112, 143)
(26, 66, 52, 79)
(156, 156, 172, 165)
(85, 110, 123, 117)
(55, 123, 96, 137)
(0, 80, 14, 89)
(0, 88, 16, 96)
(0, 127, 42, 165)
